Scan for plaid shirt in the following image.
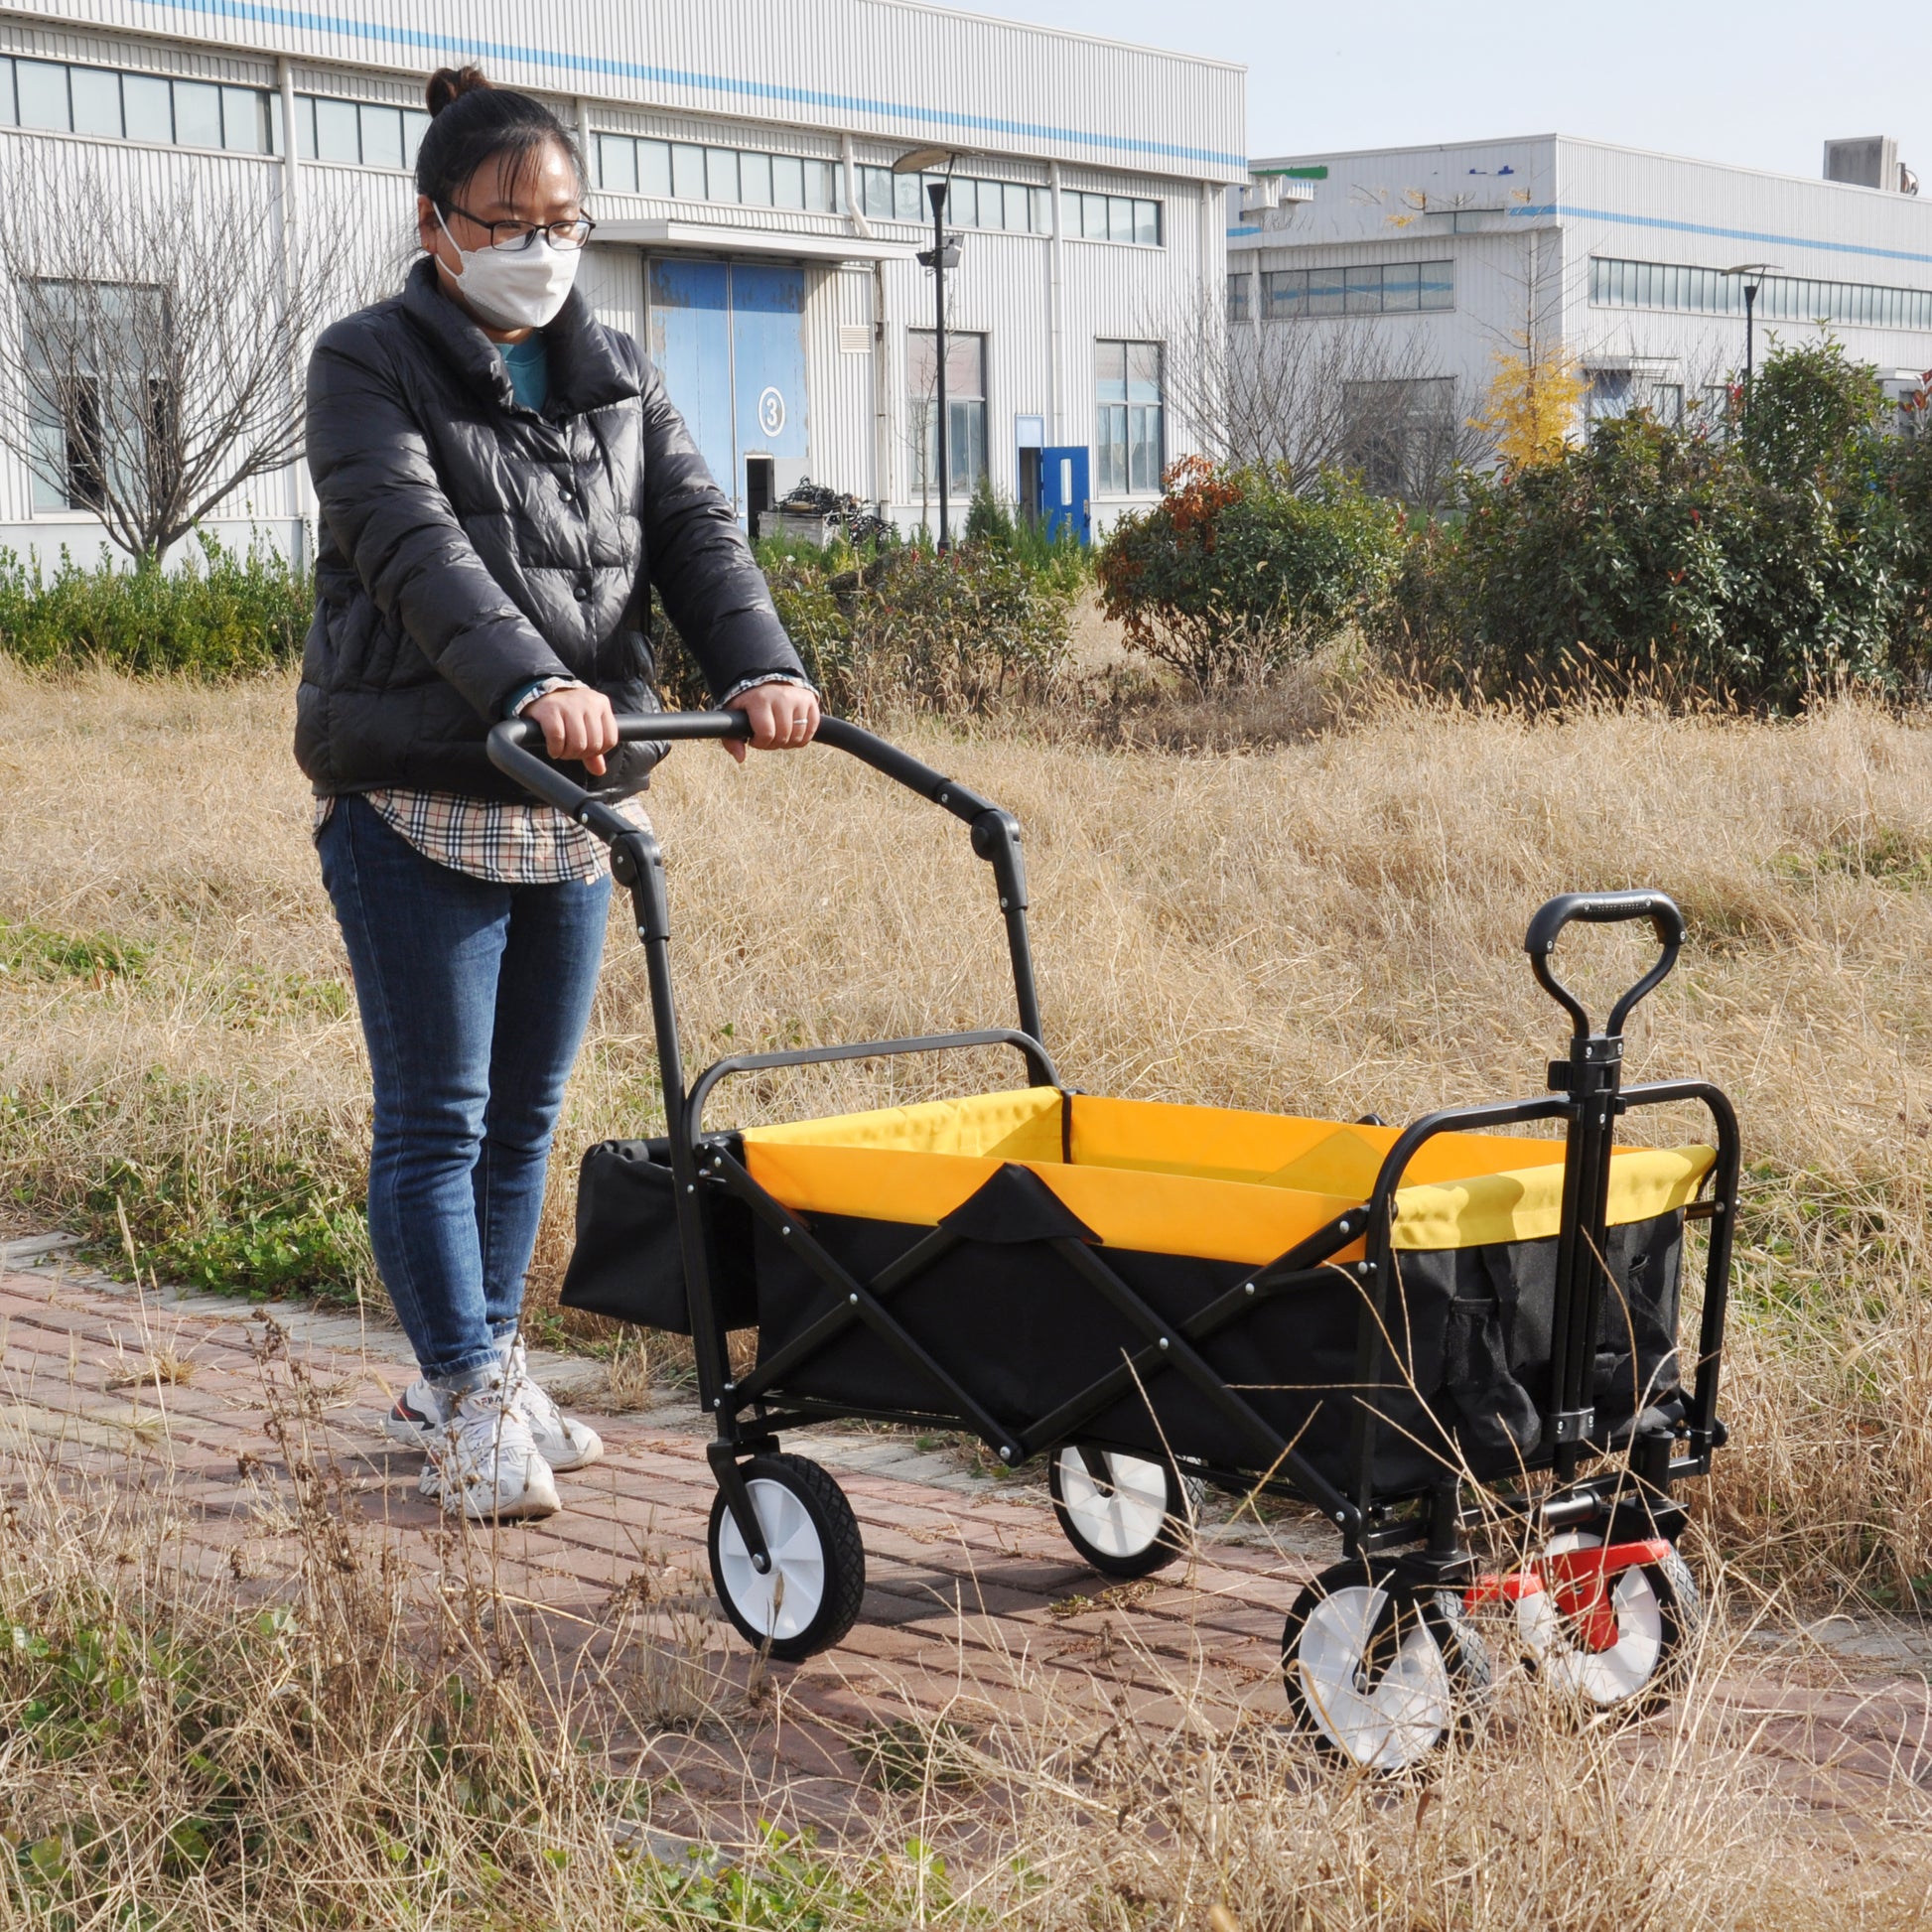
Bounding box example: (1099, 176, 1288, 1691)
(310, 675, 807, 885)
(312, 787, 652, 885)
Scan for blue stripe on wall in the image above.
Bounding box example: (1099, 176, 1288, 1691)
(127, 0, 1249, 172)
(1510, 203, 1932, 273)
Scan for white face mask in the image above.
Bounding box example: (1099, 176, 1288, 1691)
(434, 207, 581, 332)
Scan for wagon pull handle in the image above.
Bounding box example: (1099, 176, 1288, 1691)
(1524, 891, 1686, 1039)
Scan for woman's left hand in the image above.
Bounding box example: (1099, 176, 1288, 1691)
(723, 681, 820, 763)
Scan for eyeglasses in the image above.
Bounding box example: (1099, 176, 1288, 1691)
(440, 204, 597, 252)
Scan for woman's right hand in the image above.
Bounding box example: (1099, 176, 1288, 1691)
(526, 686, 620, 775)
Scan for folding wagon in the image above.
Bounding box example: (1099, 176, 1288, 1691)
(490, 711, 1738, 1773)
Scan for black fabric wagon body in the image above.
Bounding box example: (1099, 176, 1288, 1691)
(563, 1086, 1712, 1498)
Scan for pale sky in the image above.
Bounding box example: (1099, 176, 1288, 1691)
(965, 0, 1927, 184)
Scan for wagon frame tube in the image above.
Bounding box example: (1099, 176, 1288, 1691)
(487, 715, 1736, 1580)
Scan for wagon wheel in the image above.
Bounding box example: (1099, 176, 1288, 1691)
(1516, 1532, 1703, 1714)
(707, 1453, 867, 1663)
(1048, 1443, 1195, 1580)
(1282, 1560, 1492, 1773)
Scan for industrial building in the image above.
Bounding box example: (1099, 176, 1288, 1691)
(0, 0, 1245, 565)
(1228, 134, 1932, 494)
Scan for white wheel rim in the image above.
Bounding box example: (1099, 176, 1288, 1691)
(1517, 1532, 1666, 1704)
(716, 1477, 828, 1642)
(1057, 1447, 1172, 1559)
(1292, 1584, 1454, 1771)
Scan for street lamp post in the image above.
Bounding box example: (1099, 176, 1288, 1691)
(1725, 261, 1778, 426)
(928, 178, 952, 551)
(895, 145, 962, 550)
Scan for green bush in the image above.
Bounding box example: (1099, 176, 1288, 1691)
(1377, 344, 1918, 710)
(1096, 458, 1405, 692)
(0, 530, 310, 677)
(656, 534, 1075, 716)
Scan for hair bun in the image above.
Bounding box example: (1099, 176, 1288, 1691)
(426, 66, 492, 116)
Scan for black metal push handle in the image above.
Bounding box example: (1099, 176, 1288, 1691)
(1524, 890, 1686, 1039)
(483, 709, 1043, 1043)
(486, 711, 1016, 832)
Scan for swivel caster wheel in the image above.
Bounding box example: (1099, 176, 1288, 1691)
(1282, 1560, 1492, 1773)
(707, 1453, 866, 1662)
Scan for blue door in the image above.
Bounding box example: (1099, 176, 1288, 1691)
(647, 258, 807, 522)
(646, 259, 735, 505)
(731, 263, 809, 480)
(1040, 445, 1090, 546)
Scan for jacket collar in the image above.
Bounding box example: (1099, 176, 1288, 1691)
(401, 254, 638, 416)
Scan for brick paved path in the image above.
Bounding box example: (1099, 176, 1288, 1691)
(4, 1234, 1929, 1851)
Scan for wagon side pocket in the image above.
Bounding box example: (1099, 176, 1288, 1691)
(1443, 1244, 1544, 1469)
(1593, 1211, 1687, 1429)
(559, 1137, 759, 1332)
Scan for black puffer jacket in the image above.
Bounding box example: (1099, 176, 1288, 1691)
(297, 256, 802, 801)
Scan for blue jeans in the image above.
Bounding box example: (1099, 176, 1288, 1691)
(317, 796, 611, 1389)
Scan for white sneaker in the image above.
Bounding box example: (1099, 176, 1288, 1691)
(500, 1337, 604, 1473)
(414, 1382, 560, 1522)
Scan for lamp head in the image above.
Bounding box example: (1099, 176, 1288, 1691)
(893, 145, 956, 176)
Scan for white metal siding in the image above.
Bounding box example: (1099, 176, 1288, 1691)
(0, 1, 1239, 560)
(17, 0, 1246, 182)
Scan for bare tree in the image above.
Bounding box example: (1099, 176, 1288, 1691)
(1161, 289, 1487, 506)
(0, 152, 383, 563)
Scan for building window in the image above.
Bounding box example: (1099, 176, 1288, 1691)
(1651, 382, 1684, 426)
(0, 54, 281, 155)
(1697, 383, 1736, 438)
(1263, 260, 1453, 319)
(1227, 272, 1252, 324)
(906, 330, 988, 500)
(293, 94, 430, 171)
(597, 132, 840, 212)
(1590, 255, 1932, 334)
(1343, 377, 1457, 503)
(1586, 369, 1635, 426)
(1095, 340, 1163, 493)
(21, 279, 167, 515)
(1062, 191, 1162, 246)
(854, 167, 1049, 234)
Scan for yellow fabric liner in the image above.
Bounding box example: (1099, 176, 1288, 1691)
(740, 1088, 1716, 1267)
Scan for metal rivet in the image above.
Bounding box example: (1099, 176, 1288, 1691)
(848, 1293, 859, 1306)
(1334, 1513, 1346, 1524)
(1243, 1283, 1255, 1296)
(999, 1446, 1012, 1460)
(1337, 1218, 1350, 1234)
(999, 897, 1010, 910)
(1158, 1337, 1170, 1350)
(684, 1184, 695, 1194)
(781, 1225, 791, 1237)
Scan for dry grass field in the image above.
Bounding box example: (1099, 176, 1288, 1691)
(6, 663, 1932, 1599)
(4, 663, 1932, 1925)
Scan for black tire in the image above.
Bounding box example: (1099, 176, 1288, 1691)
(1047, 1443, 1192, 1580)
(1516, 1534, 1703, 1716)
(706, 1452, 866, 1663)
(1282, 1560, 1493, 1773)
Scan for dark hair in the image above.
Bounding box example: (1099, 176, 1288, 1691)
(414, 66, 585, 211)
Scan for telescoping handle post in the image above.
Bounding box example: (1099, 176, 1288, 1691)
(1524, 890, 1687, 1479)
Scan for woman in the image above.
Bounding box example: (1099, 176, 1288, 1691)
(300, 67, 818, 1522)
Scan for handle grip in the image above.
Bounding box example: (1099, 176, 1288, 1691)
(1524, 890, 1686, 1039)
(1525, 890, 1687, 957)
